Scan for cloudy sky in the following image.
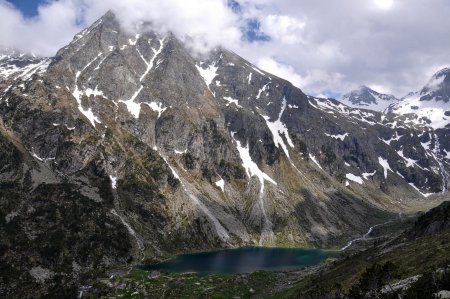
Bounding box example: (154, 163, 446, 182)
(1, 0, 449, 98)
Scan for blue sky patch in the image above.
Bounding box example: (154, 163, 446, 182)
(243, 19, 271, 42)
(7, 0, 42, 17)
(227, 0, 271, 42)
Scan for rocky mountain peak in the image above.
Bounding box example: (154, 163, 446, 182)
(339, 85, 398, 111)
(47, 11, 221, 126)
(420, 67, 450, 103)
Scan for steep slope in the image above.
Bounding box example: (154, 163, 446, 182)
(0, 11, 449, 297)
(408, 200, 450, 237)
(339, 85, 399, 111)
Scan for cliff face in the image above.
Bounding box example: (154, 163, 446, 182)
(0, 12, 449, 297)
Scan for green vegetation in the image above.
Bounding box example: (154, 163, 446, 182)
(320, 145, 337, 166)
(218, 159, 246, 180)
(86, 270, 278, 298)
(182, 152, 197, 170)
(280, 230, 450, 298)
(205, 119, 227, 145)
(81, 201, 450, 299)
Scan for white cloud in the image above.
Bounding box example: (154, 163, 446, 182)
(256, 57, 349, 96)
(83, 0, 242, 53)
(0, 0, 242, 55)
(257, 57, 303, 88)
(373, 0, 394, 10)
(260, 14, 305, 44)
(296, 69, 347, 96)
(367, 84, 392, 95)
(0, 0, 81, 56)
(0, 0, 450, 99)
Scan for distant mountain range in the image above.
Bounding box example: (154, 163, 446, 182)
(339, 68, 450, 130)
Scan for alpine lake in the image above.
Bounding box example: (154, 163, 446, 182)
(141, 247, 337, 275)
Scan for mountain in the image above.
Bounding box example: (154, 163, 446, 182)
(0, 11, 449, 297)
(388, 68, 450, 129)
(339, 85, 399, 111)
(0, 49, 50, 81)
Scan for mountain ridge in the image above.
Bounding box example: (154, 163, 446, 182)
(339, 85, 399, 112)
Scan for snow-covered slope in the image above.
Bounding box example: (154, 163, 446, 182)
(389, 68, 450, 129)
(0, 49, 50, 81)
(339, 85, 399, 111)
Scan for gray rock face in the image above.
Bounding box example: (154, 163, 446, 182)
(419, 68, 450, 103)
(1, 11, 449, 297)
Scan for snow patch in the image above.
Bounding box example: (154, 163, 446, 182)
(232, 135, 277, 188)
(250, 65, 265, 75)
(408, 183, 434, 198)
(174, 149, 187, 155)
(231, 132, 276, 245)
(346, 173, 363, 184)
(325, 132, 348, 141)
(362, 171, 376, 179)
(256, 83, 269, 99)
(119, 38, 165, 118)
(261, 97, 294, 158)
(309, 154, 323, 170)
(378, 157, 392, 178)
(110, 175, 117, 189)
(381, 132, 403, 145)
(128, 34, 140, 45)
(85, 86, 106, 98)
(397, 150, 419, 168)
(145, 101, 167, 118)
(72, 53, 103, 127)
(196, 62, 218, 88)
(223, 96, 242, 108)
(215, 178, 225, 192)
(32, 152, 55, 162)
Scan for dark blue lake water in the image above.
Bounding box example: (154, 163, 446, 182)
(142, 247, 335, 274)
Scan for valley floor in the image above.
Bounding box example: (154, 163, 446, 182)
(83, 207, 450, 298)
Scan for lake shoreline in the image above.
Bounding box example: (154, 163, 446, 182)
(139, 246, 339, 275)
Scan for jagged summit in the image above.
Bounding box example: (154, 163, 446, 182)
(339, 85, 399, 111)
